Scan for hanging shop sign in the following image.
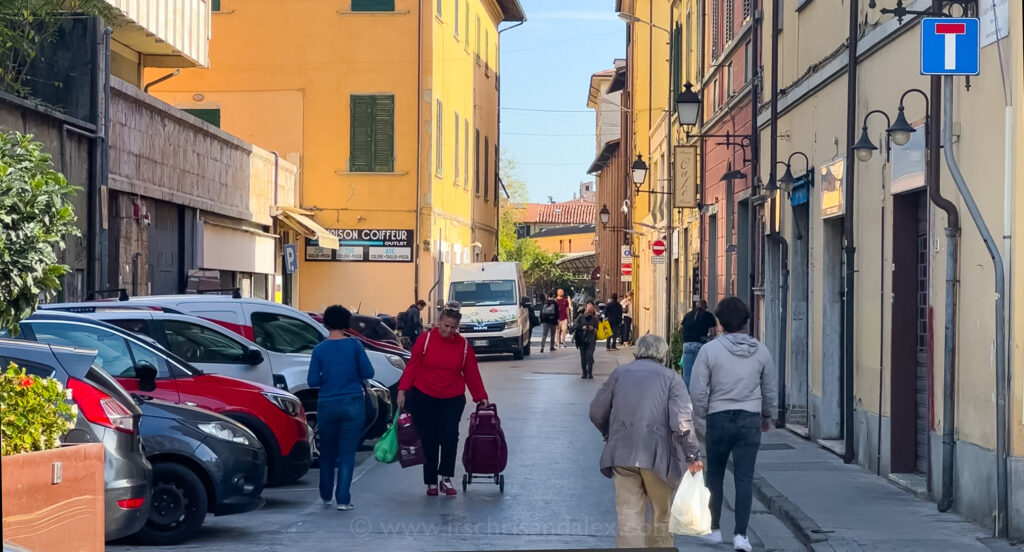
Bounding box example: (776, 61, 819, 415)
(306, 229, 415, 262)
(820, 158, 846, 219)
(674, 145, 698, 208)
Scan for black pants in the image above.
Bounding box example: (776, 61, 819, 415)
(405, 389, 467, 485)
(705, 410, 762, 537)
(606, 320, 621, 349)
(579, 339, 596, 376)
(621, 317, 632, 344)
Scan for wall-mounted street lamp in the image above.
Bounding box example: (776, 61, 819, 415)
(851, 109, 893, 163)
(887, 88, 929, 146)
(599, 204, 630, 232)
(675, 82, 701, 127)
(631, 154, 649, 188)
(780, 152, 812, 194)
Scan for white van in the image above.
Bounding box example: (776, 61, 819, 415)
(447, 262, 531, 360)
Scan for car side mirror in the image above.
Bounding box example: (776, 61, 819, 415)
(243, 346, 265, 365)
(136, 361, 158, 393)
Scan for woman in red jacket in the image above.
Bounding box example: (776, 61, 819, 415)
(396, 304, 489, 496)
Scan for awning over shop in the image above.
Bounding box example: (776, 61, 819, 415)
(273, 207, 340, 250)
(587, 139, 621, 175)
(199, 219, 277, 275)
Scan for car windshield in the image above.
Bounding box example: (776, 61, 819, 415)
(449, 280, 517, 307)
(352, 316, 400, 345)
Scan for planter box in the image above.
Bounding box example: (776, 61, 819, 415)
(2, 444, 105, 552)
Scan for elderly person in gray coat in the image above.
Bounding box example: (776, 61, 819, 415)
(589, 334, 704, 548)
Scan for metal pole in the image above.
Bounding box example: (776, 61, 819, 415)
(942, 76, 1008, 537)
(842, 0, 859, 465)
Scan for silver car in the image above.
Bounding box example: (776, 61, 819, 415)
(0, 339, 152, 541)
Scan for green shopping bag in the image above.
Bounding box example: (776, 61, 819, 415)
(373, 412, 400, 463)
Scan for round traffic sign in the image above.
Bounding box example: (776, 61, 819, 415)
(651, 239, 666, 256)
(621, 263, 632, 276)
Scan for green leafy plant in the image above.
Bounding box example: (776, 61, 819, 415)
(0, 130, 81, 336)
(0, 0, 117, 99)
(0, 363, 78, 456)
(669, 324, 684, 372)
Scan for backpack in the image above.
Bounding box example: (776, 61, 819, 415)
(541, 301, 557, 318)
(396, 309, 409, 332)
(423, 331, 468, 367)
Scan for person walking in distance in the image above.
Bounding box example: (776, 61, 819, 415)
(679, 299, 717, 387)
(573, 302, 601, 379)
(620, 292, 634, 346)
(401, 300, 427, 345)
(554, 288, 573, 349)
(589, 334, 703, 548)
(689, 297, 777, 552)
(396, 304, 489, 496)
(306, 306, 374, 511)
(604, 293, 623, 351)
(539, 292, 559, 353)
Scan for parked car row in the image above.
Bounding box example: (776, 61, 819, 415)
(2, 293, 405, 545)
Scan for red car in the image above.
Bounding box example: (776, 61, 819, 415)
(20, 312, 310, 486)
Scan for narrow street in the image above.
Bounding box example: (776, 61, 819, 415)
(109, 336, 800, 552)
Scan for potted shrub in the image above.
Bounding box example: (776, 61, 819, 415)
(1, 363, 105, 552)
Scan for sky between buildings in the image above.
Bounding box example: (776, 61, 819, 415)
(500, 0, 625, 204)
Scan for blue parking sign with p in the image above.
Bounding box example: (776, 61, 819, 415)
(284, 244, 298, 274)
(921, 18, 980, 76)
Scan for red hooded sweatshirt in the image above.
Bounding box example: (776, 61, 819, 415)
(398, 327, 488, 402)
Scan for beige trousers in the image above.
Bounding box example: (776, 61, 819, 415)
(556, 319, 569, 347)
(612, 466, 675, 549)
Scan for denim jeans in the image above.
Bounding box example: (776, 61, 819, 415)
(705, 410, 762, 537)
(317, 395, 366, 505)
(541, 323, 557, 351)
(681, 342, 704, 387)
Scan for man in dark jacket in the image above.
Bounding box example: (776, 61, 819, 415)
(604, 293, 623, 351)
(401, 300, 427, 345)
(539, 293, 560, 353)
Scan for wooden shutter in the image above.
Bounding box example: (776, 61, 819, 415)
(484, 136, 490, 200)
(671, 25, 682, 102)
(474, 129, 480, 194)
(726, 0, 734, 43)
(350, 96, 374, 172)
(372, 95, 395, 172)
(712, 1, 720, 59)
(435, 100, 443, 177)
(464, 1, 470, 49)
(211, 0, 221, 11)
(352, 0, 394, 11)
(185, 108, 221, 128)
(494, 143, 499, 199)
(454, 112, 460, 185)
(464, 119, 470, 189)
(454, 0, 460, 37)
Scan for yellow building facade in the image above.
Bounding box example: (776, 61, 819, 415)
(147, 0, 523, 316)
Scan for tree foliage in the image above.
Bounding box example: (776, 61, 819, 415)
(497, 155, 578, 296)
(0, 131, 80, 335)
(0, 0, 117, 99)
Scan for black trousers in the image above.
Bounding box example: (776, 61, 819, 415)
(405, 388, 467, 485)
(606, 320, 622, 349)
(579, 339, 596, 376)
(705, 410, 762, 537)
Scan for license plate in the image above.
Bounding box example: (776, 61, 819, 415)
(474, 339, 489, 347)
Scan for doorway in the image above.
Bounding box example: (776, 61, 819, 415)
(790, 203, 810, 429)
(737, 199, 750, 304)
(891, 190, 930, 475)
(818, 217, 844, 441)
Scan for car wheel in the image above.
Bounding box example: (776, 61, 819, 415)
(133, 462, 208, 546)
(512, 347, 524, 360)
(522, 333, 531, 357)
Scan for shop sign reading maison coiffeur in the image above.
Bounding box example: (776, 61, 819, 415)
(306, 229, 414, 263)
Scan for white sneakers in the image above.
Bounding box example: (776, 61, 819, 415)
(733, 534, 753, 552)
(703, 529, 722, 543)
(337, 503, 354, 511)
(322, 499, 333, 507)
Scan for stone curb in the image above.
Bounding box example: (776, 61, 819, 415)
(750, 470, 831, 551)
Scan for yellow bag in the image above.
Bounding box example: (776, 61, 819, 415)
(596, 320, 613, 341)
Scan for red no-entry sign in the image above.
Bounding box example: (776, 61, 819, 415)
(651, 239, 666, 256)
(621, 263, 632, 276)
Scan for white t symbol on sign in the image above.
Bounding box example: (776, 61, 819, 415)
(935, 22, 967, 71)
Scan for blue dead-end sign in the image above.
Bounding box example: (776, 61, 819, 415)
(921, 18, 980, 76)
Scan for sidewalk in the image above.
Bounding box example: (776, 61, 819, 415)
(753, 429, 1017, 551)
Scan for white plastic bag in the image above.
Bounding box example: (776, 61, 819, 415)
(668, 470, 712, 536)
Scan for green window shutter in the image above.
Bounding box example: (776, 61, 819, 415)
(211, 0, 221, 11)
(350, 96, 374, 172)
(474, 129, 480, 194)
(371, 95, 395, 172)
(184, 108, 221, 127)
(671, 25, 682, 105)
(352, 0, 394, 12)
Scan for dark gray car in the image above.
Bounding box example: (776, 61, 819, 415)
(0, 339, 152, 541)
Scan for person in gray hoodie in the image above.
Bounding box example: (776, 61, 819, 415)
(689, 296, 778, 552)
(590, 334, 703, 548)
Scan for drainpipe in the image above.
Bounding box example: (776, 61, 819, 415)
(942, 76, 1008, 537)
(842, 0, 859, 465)
(414, 2, 423, 304)
(748, 6, 760, 335)
(101, 26, 111, 290)
(770, 0, 784, 425)
(929, 52, 962, 510)
(877, 151, 887, 476)
(778, 236, 789, 427)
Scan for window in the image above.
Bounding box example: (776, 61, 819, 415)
(454, 112, 461, 185)
(485, 29, 491, 69)
(726, 0, 735, 43)
(184, 108, 220, 128)
(464, 1, 470, 50)
(106, 319, 152, 336)
(475, 128, 481, 194)
(251, 313, 323, 354)
(454, 0, 460, 37)
(449, 280, 517, 306)
(671, 24, 683, 100)
(484, 136, 490, 201)
(28, 322, 160, 379)
(494, 143, 499, 199)
(352, 0, 394, 11)
(211, 0, 221, 11)
(162, 320, 248, 364)
(0, 357, 55, 378)
(464, 118, 470, 189)
(475, 15, 481, 59)
(126, 341, 171, 377)
(727, 62, 734, 97)
(350, 94, 395, 172)
(436, 0, 442, 18)
(743, 0, 752, 22)
(745, 40, 753, 83)
(435, 99, 444, 177)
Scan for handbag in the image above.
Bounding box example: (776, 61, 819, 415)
(396, 410, 426, 468)
(373, 412, 399, 463)
(596, 319, 613, 341)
